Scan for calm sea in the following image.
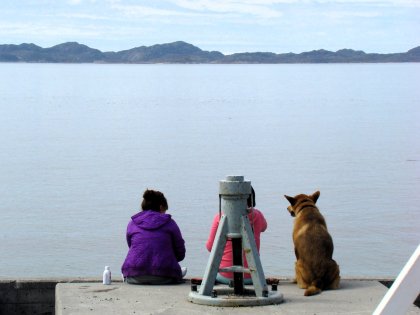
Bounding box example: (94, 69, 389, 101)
(0, 63, 419, 279)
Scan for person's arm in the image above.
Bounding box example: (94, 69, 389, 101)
(259, 210, 268, 232)
(249, 209, 267, 233)
(171, 221, 186, 262)
(206, 214, 220, 252)
(126, 221, 133, 248)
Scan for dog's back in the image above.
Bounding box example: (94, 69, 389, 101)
(285, 191, 340, 296)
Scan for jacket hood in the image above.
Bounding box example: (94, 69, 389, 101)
(131, 210, 172, 230)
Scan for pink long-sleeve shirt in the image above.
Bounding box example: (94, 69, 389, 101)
(205, 208, 267, 279)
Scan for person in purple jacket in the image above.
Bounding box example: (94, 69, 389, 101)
(122, 189, 186, 284)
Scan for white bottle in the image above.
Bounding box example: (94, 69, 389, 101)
(103, 266, 111, 285)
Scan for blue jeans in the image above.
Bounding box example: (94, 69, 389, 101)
(125, 275, 178, 285)
(216, 273, 253, 285)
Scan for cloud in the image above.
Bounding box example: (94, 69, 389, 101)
(109, 3, 188, 17)
(105, 0, 285, 20)
(50, 13, 111, 20)
(322, 10, 382, 19)
(0, 22, 101, 38)
(67, 0, 98, 4)
(309, 0, 420, 7)
(107, 1, 283, 21)
(171, 0, 283, 18)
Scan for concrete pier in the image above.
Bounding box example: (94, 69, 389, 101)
(55, 279, 420, 315)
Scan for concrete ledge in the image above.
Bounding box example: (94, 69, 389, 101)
(55, 280, 420, 315)
(0, 278, 121, 315)
(1, 278, 418, 315)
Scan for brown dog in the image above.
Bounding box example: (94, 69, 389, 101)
(284, 191, 340, 296)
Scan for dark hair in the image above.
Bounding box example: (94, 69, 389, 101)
(141, 189, 168, 212)
(247, 186, 256, 208)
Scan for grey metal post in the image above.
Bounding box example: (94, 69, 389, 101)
(188, 175, 283, 306)
(242, 216, 269, 297)
(199, 175, 250, 296)
(199, 215, 228, 296)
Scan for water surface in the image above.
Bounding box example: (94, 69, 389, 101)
(0, 63, 419, 278)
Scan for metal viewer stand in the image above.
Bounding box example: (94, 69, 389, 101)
(188, 175, 283, 306)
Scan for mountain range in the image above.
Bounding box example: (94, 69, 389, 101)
(1, 41, 419, 63)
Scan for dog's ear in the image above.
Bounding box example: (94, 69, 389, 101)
(284, 195, 296, 206)
(311, 191, 320, 203)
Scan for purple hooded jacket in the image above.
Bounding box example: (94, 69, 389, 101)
(121, 210, 186, 280)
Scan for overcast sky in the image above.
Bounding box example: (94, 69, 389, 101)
(1, 0, 419, 54)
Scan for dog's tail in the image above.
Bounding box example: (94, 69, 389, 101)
(304, 281, 322, 296)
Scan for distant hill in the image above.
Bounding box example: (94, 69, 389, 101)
(1, 41, 419, 63)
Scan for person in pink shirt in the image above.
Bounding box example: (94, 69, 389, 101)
(205, 187, 268, 285)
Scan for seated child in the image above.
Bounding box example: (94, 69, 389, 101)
(122, 189, 186, 284)
(205, 187, 267, 285)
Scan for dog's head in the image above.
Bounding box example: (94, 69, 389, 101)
(284, 191, 320, 217)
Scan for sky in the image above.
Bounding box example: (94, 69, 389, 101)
(0, 0, 419, 54)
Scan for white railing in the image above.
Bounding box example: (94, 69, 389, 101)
(373, 244, 420, 315)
